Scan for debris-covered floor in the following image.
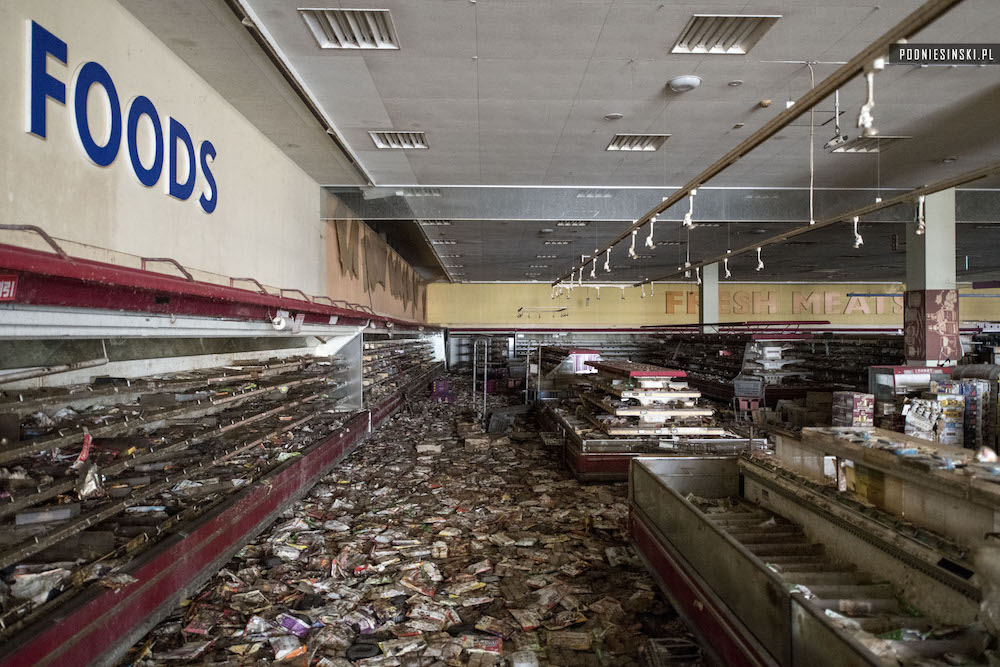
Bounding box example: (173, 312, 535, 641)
(125, 377, 703, 666)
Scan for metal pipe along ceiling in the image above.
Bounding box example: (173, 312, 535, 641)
(636, 160, 1000, 286)
(553, 0, 967, 285)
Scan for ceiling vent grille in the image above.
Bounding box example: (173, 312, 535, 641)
(431, 240, 456, 245)
(576, 189, 614, 199)
(671, 15, 780, 55)
(557, 221, 588, 227)
(536, 254, 558, 259)
(419, 220, 451, 226)
(370, 131, 428, 150)
(606, 134, 670, 152)
(544, 240, 572, 245)
(300, 9, 399, 50)
(831, 136, 909, 153)
(400, 187, 441, 197)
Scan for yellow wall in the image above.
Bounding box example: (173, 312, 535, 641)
(427, 282, 1000, 328)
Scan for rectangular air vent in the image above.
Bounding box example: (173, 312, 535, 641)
(536, 255, 558, 259)
(544, 240, 572, 245)
(431, 240, 456, 245)
(606, 134, 670, 152)
(672, 15, 780, 55)
(300, 9, 399, 50)
(529, 264, 549, 268)
(576, 189, 613, 198)
(445, 264, 464, 268)
(656, 241, 683, 246)
(419, 220, 451, 226)
(557, 221, 588, 227)
(831, 136, 909, 153)
(400, 187, 441, 197)
(370, 131, 428, 150)
(438, 254, 462, 258)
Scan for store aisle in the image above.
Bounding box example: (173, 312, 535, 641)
(125, 377, 701, 666)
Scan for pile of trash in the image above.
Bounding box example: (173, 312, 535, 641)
(126, 378, 700, 665)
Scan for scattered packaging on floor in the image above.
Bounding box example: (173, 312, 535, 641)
(124, 377, 697, 665)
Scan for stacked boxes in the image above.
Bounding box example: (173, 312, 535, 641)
(832, 391, 874, 427)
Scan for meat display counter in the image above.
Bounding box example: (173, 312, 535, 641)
(629, 454, 989, 666)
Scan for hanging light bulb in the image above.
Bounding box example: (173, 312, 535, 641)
(641, 283, 646, 298)
(628, 229, 638, 259)
(696, 266, 702, 285)
(645, 216, 656, 249)
(591, 251, 597, 279)
(852, 216, 864, 248)
(578, 266, 583, 287)
(620, 286, 626, 300)
(756, 246, 764, 272)
(724, 257, 732, 278)
(596, 286, 601, 300)
(682, 189, 697, 228)
(649, 282, 654, 296)
(684, 260, 691, 279)
(915, 195, 926, 235)
(604, 248, 611, 273)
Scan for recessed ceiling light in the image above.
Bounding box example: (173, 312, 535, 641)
(667, 75, 702, 92)
(604, 112, 624, 121)
(942, 156, 958, 163)
(732, 122, 745, 129)
(540, 228, 555, 233)
(728, 80, 744, 87)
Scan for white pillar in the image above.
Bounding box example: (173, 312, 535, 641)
(699, 262, 719, 333)
(904, 188, 959, 365)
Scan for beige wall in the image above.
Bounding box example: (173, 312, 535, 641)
(427, 282, 1000, 328)
(0, 0, 425, 322)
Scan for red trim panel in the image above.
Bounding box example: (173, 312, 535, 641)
(630, 511, 777, 667)
(565, 442, 634, 481)
(0, 243, 432, 330)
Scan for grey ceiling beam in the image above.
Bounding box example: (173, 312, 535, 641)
(552, 0, 967, 285)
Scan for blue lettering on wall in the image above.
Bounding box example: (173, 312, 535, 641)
(167, 118, 196, 200)
(26, 21, 67, 138)
(73, 61, 121, 167)
(199, 140, 218, 214)
(126, 96, 163, 187)
(24, 20, 218, 213)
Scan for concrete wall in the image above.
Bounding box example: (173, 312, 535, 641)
(0, 0, 424, 322)
(427, 282, 1000, 328)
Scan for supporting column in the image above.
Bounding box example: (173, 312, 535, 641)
(699, 262, 719, 333)
(904, 188, 959, 365)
